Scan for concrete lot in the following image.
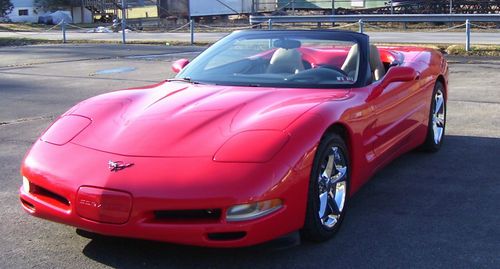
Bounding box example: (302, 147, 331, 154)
(0, 44, 499, 268)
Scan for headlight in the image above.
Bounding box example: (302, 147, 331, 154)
(226, 199, 283, 222)
(41, 115, 91, 145)
(22, 176, 30, 193)
(213, 130, 289, 163)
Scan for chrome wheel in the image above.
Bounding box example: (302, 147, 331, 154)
(317, 146, 347, 229)
(421, 81, 446, 152)
(302, 133, 349, 241)
(432, 89, 446, 144)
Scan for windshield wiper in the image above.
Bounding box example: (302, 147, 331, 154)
(166, 77, 202, 84)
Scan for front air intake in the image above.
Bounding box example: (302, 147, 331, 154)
(207, 232, 247, 241)
(154, 209, 221, 223)
(30, 183, 70, 209)
(20, 198, 35, 211)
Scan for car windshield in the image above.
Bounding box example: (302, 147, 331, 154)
(177, 31, 361, 88)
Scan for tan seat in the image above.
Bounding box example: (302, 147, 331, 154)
(369, 44, 386, 81)
(341, 44, 386, 81)
(267, 48, 305, 74)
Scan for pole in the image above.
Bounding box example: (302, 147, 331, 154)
(450, 0, 453, 14)
(291, 0, 295, 15)
(358, 19, 364, 33)
(465, 19, 470, 52)
(80, 0, 84, 23)
(331, 0, 335, 27)
(190, 18, 194, 45)
(121, 0, 126, 44)
(390, 0, 394, 14)
(61, 21, 66, 43)
(268, 19, 273, 48)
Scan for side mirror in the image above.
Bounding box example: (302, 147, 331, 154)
(367, 66, 418, 101)
(383, 66, 418, 84)
(171, 59, 190, 74)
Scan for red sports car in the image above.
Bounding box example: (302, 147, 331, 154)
(20, 30, 448, 247)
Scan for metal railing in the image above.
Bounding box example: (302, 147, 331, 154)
(250, 14, 500, 23)
(253, 0, 500, 15)
(4, 14, 497, 51)
(250, 14, 500, 51)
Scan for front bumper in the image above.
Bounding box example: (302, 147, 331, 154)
(20, 186, 294, 247)
(19, 141, 312, 247)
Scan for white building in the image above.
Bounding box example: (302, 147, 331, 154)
(5, 0, 92, 23)
(8, 0, 40, 22)
(71, 6, 93, 24)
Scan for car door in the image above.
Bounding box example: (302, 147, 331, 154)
(368, 72, 423, 163)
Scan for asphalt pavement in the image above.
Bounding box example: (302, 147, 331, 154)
(0, 44, 499, 268)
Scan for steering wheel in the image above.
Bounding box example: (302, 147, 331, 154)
(314, 64, 348, 77)
(287, 67, 347, 83)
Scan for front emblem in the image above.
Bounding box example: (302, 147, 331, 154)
(108, 160, 134, 172)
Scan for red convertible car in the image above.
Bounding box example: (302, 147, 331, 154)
(20, 30, 448, 247)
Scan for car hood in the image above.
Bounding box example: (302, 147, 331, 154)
(68, 81, 348, 157)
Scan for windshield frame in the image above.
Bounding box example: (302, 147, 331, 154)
(177, 30, 371, 89)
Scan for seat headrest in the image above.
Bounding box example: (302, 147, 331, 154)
(268, 48, 305, 74)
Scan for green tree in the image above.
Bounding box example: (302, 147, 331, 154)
(34, 0, 72, 12)
(0, 0, 13, 17)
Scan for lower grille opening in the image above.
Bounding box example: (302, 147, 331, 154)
(20, 198, 35, 211)
(154, 209, 221, 223)
(31, 183, 70, 209)
(207, 232, 247, 241)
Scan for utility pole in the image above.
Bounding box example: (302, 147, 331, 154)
(450, 0, 453, 14)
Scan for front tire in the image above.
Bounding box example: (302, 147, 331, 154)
(421, 81, 446, 152)
(301, 133, 349, 242)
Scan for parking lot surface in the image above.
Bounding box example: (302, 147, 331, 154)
(0, 44, 498, 268)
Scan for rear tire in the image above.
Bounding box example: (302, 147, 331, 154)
(421, 81, 446, 152)
(301, 133, 350, 242)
